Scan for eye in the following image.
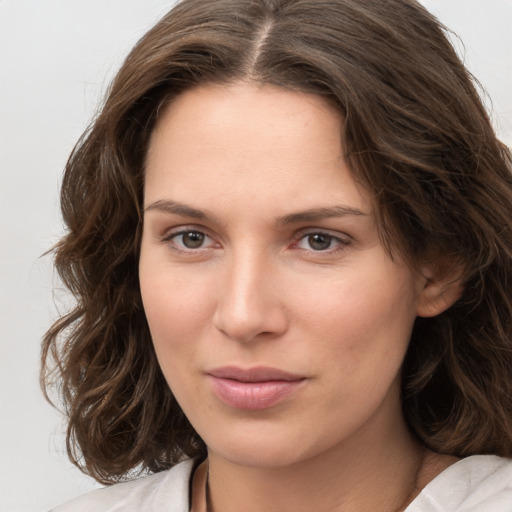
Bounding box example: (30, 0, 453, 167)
(295, 232, 349, 252)
(163, 229, 217, 251)
(179, 230, 206, 249)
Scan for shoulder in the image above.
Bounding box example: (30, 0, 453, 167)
(407, 455, 512, 511)
(49, 459, 196, 512)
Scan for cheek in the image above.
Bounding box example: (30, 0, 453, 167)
(139, 275, 210, 415)
(296, 267, 416, 329)
(139, 256, 215, 370)
(291, 265, 419, 374)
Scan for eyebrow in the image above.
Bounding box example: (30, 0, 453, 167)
(144, 199, 366, 225)
(276, 206, 366, 226)
(144, 200, 215, 220)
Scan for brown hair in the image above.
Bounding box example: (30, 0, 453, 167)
(42, 0, 512, 484)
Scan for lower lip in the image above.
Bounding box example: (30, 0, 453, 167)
(208, 376, 304, 410)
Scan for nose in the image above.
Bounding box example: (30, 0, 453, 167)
(213, 250, 288, 343)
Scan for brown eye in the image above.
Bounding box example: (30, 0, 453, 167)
(181, 231, 205, 248)
(307, 233, 333, 251)
(164, 228, 219, 253)
(295, 231, 350, 254)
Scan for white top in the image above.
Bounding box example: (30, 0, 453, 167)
(50, 455, 512, 511)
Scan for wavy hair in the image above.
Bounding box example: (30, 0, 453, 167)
(41, 0, 512, 484)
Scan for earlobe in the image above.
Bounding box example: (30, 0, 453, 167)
(416, 265, 464, 318)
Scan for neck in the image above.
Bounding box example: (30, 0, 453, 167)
(207, 415, 430, 512)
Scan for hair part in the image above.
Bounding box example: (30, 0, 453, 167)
(42, 0, 512, 484)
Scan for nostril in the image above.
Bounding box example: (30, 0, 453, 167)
(213, 300, 287, 344)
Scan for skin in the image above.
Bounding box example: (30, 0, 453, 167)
(139, 83, 459, 512)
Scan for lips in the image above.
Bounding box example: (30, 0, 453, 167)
(206, 366, 306, 410)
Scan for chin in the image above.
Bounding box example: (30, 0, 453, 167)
(210, 444, 303, 469)
(202, 420, 327, 469)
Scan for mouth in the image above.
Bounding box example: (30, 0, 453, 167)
(206, 366, 306, 410)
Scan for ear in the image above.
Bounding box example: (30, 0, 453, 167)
(416, 262, 464, 318)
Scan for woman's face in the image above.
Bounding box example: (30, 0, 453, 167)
(139, 83, 429, 468)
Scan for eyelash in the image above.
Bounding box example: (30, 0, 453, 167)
(161, 227, 351, 255)
(161, 228, 218, 253)
(292, 230, 351, 254)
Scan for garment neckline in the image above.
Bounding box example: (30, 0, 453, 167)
(187, 454, 508, 512)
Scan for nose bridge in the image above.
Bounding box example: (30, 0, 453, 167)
(214, 243, 285, 342)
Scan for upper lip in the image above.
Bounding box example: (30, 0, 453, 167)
(207, 366, 305, 382)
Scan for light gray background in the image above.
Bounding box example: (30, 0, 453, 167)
(0, 1, 511, 511)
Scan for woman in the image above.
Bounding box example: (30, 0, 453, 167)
(43, 0, 512, 510)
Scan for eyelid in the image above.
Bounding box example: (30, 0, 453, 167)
(160, 225, 220, 251)
(294, 227, 351, 242)
(161, 223, 210, 239)
(292, 228, 352, 252)
(158, 225, 351, 254)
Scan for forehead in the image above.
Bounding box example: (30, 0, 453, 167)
(148, 82, 342, 157)
(144, 82, 371, 216)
